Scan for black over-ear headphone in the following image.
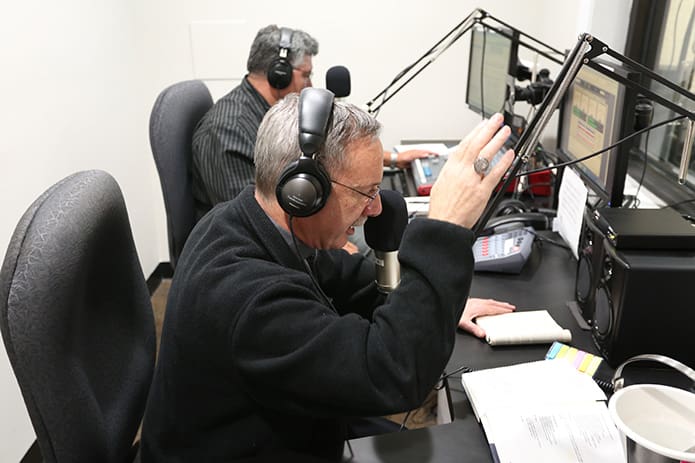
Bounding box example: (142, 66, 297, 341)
(276, 88, 334, 217)
(493, 198, 528, 217)
(267, 27, 294, 90)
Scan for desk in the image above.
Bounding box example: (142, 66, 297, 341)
(342, 234, 597, 462)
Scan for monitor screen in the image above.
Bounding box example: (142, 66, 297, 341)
(557, 64, 629, 205)
(466, 25, 513, 118)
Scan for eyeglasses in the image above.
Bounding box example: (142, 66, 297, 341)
(330, 179, 380, 204)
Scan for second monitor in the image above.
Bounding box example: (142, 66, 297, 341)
(465, 24, 514, 118)
(556, 63, 641, 208)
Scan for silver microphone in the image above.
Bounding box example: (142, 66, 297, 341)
(364, 190, 409, 293)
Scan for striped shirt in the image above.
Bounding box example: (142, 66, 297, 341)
(191, 77, 271, 216)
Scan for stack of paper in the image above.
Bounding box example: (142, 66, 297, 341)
(461, 360, 625, 462)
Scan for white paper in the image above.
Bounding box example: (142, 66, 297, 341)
(482, 401, 626, 462)
(461, 360, 607, 422)
(554, 168, 588, 259)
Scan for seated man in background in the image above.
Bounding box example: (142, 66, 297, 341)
(143, 90, 515, 462)
(191, 24, 320, 216)
(192, 24, 434, 219)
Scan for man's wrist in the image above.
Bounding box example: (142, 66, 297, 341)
(390, 152, 399, 169)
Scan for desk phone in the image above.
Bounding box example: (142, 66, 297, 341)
(411, 154, 447, 195)
(473, 226, 535, 274)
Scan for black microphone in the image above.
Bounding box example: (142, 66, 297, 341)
(325, 65, 351, 98)
(364, 189, 408, 293)
(634, 96, 653, 131)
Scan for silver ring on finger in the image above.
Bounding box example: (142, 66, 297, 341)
(473, 156, 490, 176)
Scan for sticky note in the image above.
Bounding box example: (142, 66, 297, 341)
(546, 341, 563, 359)
(578, 353, 594, 372)
(566, 347, 578, 362)
(555, 344, 570, 359)
(573, 351, 586, 369)
(585, 356, 603, 376)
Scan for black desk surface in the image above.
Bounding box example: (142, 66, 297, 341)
(342, 234, 596, 462)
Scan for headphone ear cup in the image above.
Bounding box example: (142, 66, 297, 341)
(267, 27, 294, 90)
(493, 199, 528, 217)
(276, 156, 331, 217)
(267, 58, 293, 90)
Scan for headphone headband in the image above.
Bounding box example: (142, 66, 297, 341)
(278, 27, 293, 58)
(267, 27, 295, 90)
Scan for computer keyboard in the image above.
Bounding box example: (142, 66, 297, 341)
(473, 226, 535, 274)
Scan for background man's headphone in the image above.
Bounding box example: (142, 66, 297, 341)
(267, 27, 294, 90)
(275, 88, 334, 216)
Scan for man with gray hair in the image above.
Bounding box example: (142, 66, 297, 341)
(191, 24, 319, 217)
(142, 89, 516, 461)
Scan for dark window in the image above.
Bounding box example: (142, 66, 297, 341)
(624, 0, 695, 216)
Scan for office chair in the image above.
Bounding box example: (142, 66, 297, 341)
(0, 170, 156, 463)
(149, 79, 213, 269)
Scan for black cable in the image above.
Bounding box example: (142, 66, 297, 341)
(518, 115, 686, 178)
(399, 410, 412, 432)
(593, 377, 614, 394)
(437, 364, 474, 389)
(682, 214, 695, 224)
(660, 197, 695, 210)
(344, 440, 354, 458)
(527, 230, 572, 251)
(631, 131, 650, 208)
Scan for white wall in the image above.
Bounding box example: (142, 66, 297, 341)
(0, 0, 631, 459)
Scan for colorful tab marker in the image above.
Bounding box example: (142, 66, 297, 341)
(578, 353, 594, 372)
(546, 341, 563, 359)
(544, 342, 604, 378)
(585, 355, 603, 376)
(573, 350, 586, 369)
(555, 343, 570, 359)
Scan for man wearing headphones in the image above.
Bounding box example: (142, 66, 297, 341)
(142, 89, 515, 462)
(191, 24, 435, 221)
(191, 25, 319, 218)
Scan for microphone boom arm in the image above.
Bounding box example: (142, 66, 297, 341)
(366, 8, 484, 115)
(366, 8, 565, 115)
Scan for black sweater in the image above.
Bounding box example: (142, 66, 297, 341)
(142, 186, 475, 462)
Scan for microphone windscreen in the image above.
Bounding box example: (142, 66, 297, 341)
(364, 189, 408, 252)
(325, 65, 351, 98)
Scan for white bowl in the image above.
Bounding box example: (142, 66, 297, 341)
(609, 384, 695, 462)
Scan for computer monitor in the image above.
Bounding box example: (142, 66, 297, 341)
(557, 63, 639, 207)
(466, 25, 514, 118)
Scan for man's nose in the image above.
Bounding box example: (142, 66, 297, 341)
(365, 193, 382, 217)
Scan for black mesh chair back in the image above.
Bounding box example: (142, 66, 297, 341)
(0, 170, 156, 463)
(149, 79, 213, 268)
